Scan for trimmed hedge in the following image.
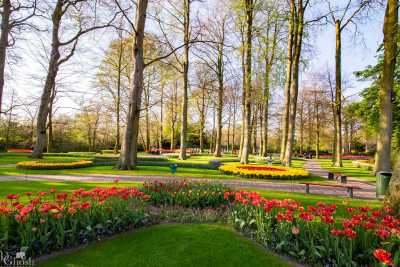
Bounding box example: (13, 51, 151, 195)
(16, 160, 93, 170)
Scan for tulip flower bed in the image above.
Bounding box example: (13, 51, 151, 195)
(219, 164, 309, 180)
(142, 180, 231, 208)
(16, 160, 93, 170)
(226, 190, 400, 266)
(0, 187, 149, 257)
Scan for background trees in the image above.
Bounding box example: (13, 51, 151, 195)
(0, 0, 397, 181)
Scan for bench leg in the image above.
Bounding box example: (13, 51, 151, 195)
(305, 184, 310, 194)
(348, 188, 353, 198)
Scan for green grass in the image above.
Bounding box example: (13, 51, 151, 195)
(0, 153, 323, 184)
(0, 164, 326, 184)
(37, 224, 292, 267)
(0, 153, 90, 164)
(318, 159, 376, 182)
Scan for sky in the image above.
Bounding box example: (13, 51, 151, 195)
(306, 5, 384, 100)
(2, 1, 386, 119)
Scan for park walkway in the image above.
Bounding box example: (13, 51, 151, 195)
(0, 161, 377, 199)
(304, 159, 376, 198)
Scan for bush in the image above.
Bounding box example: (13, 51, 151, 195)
(16, 160, 93, 170)
(142, 180, 232, 208)
(0, 187, 149, 257)
(219, 164, 309, 180)
(228, 190, 400, 267)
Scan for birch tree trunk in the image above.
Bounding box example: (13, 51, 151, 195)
(119, 0, 149, 169)
(376, 0, 398, 174)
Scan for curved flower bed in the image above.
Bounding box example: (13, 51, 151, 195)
(219, 164, 309, 179)
(16, 160, 93, 170)
(226, 191, 400, 266)
(0, 187, 149, 257)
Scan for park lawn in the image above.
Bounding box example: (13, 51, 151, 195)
(0, 164, 327, 184)
(37, 224, 292, 267)
(0, 153, 91, 165)
(318, 159, 376, 182)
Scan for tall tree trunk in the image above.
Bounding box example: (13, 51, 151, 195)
(299, 100, 304, 155)
(211, 102, 216, 153)
(114, 38, 123, 153)
(199, 84, 205, 153)
(259, 103, 264, 157)
(179, 0, 190, 160)
(334, 20, 343, 167)
(214, 41, 224, 157)
(262, 62, 271, 157)
(119, 0, 149, 169)
(240, 0, 253, 164)
(315, 96, 320, 159)
(0, 0, 11, 117)
(252, 107, 257, 154)
(32, 1, 63, 159)
(377, 0, 398, 174)
(280, 0, 295, 161)
(4, 90, 14, 151)
(307, 104, 312, 152)
(232, 96, 237, 154)
(283, 1, 304, 166)
(159, 84, 164, 149)
(47, 85, 56, 153)
(239, 27, 246, 158)
(144, 78, 150, 151)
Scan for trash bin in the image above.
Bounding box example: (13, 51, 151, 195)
(376, 172, 392, 197)
(170, 164, 178, 174)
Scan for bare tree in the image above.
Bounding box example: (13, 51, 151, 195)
(32, 0, 118, 158)
(326, 0, 374, 167)
(0, 0, 37, 116)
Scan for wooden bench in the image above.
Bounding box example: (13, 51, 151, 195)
(300, 182, 361, 198)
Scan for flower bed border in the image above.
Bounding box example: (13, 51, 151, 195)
(16, 160, 93, 170)
(219, 164, 309, 180)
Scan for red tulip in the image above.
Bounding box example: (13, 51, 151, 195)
(373, 249, 393, 266)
